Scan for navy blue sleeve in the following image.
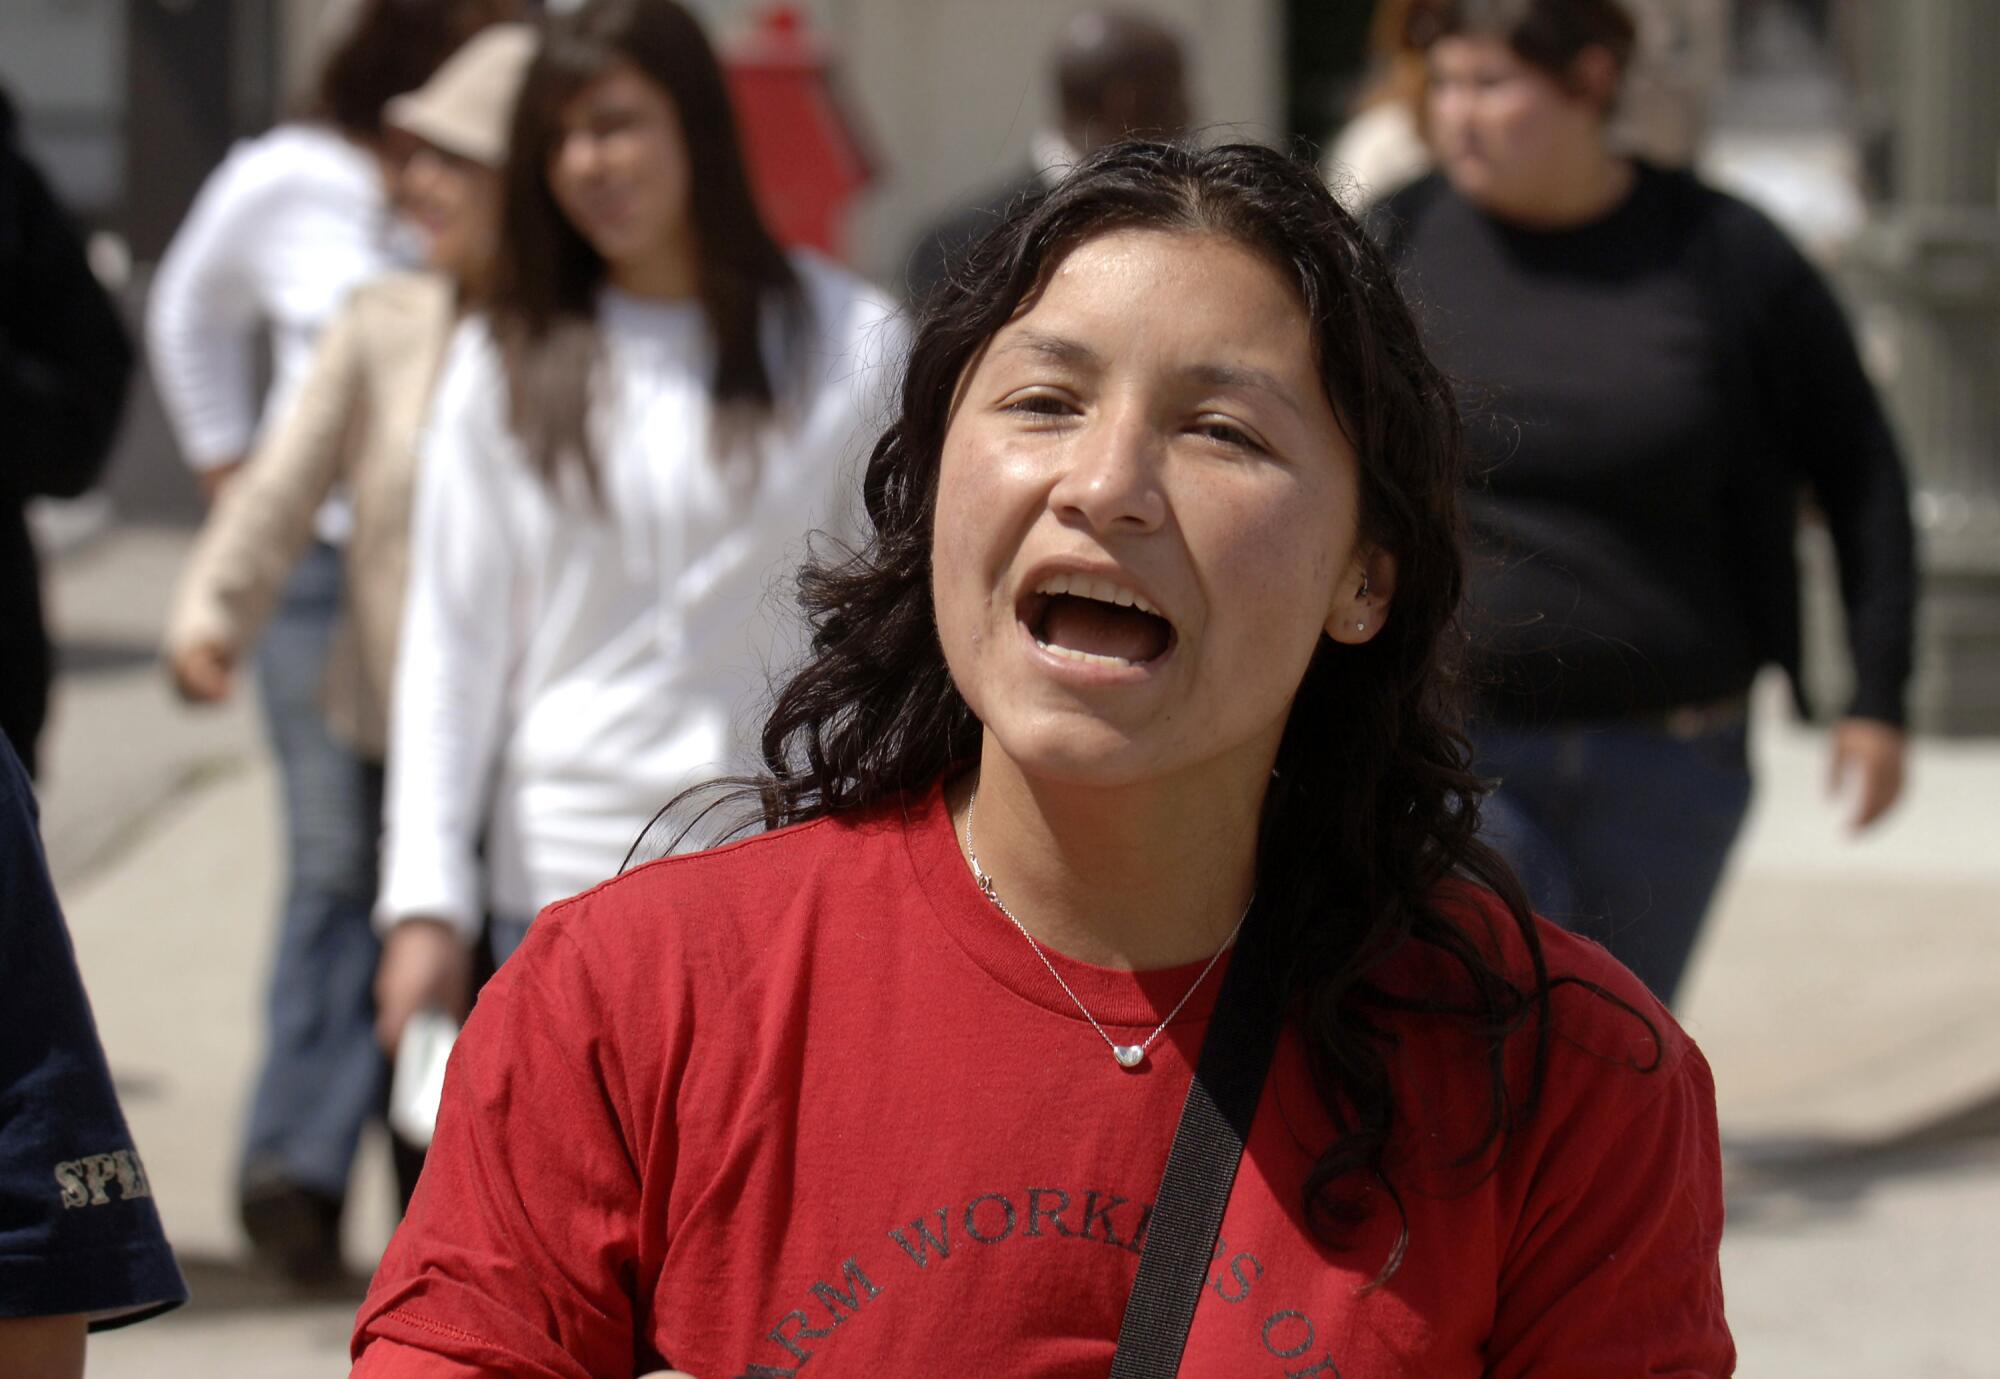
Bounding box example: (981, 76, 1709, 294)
(0, 736, 187, 1329)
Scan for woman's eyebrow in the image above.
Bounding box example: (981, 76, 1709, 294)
(995, 333, 1302, 420)
(997, 329, 1100, 370)
(1183, 362, 1303, 419)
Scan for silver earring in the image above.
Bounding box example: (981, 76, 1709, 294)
(1358, 572, 1372, 600)
(1355, 621, 1366, 632)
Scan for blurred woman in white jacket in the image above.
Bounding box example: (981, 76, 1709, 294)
(145, 0, 516, 1283)
(372, 0, 902, 1047)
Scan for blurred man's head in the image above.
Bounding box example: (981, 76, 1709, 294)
(1053, 9, 1191, 155)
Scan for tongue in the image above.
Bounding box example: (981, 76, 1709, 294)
(1041, 595, 1171, 663)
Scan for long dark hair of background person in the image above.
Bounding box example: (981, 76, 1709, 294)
(490, 0, 802, 483)
(668, 139, 1655, 1277)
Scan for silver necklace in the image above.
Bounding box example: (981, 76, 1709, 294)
(963, 791, 1250, 1070)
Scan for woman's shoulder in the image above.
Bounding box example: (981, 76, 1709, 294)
(1643, 162, 1775, 230)
(778, 253, 907, 431)
(787, 250, 903, 342)
(1365, 883, 1705, 1190)
(338, 272, 455, 343)
(417, 313, 527, 468)
(345, 269, 453, 315)
(527, 795, 917, 971)
(204, 122, 378, 208)
(1641, 162, 1816, 289)
(432, 309, 506, 383)
(1365, 170, 1452, 246)
(1371, 167, 1450, 215)
(1394, 879, 1690, 1078)
(425, 311, 505, 399)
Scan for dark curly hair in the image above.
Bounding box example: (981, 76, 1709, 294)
(654, 139, 1648, 1281)
(1405, 0, 1639, 89)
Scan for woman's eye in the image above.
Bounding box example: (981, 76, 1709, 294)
(1192, 418, 1264, 452)
(1005, 393, 1076, 419)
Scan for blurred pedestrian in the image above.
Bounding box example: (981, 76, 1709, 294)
(902, 7, 1190, 302)
(0, 733, 186, 1379)
(1321, 0, 1432, 211)
(145, 0, 519, 1283)
(1325, 0, 1720, 215)
(369, 0, 901, 1059)
(0, 86, 133, 780)
(165, 20, 536, 778)
(351, 139, 1729, 1377)
(1375, 0, 1916, 1004)
(161, 22, 538, 1211)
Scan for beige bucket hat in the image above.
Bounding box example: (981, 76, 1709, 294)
(385, 22, 537, 168)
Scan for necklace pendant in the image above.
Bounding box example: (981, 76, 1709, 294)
(1112, 1044, 1146, 1069)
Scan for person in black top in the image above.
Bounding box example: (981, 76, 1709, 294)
(0, 732, 186, 1377)
(1374, 0, 1915, 1004)
(901, 8, 1190, 304)
(0, 85, 134, 779)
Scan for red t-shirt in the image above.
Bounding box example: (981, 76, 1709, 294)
(352, 783, 1732, 1378)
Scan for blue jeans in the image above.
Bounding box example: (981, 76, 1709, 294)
(1473, 717, 1754, 1008)
(240, 542, 386, 1202)
(489, 916, 533, 967)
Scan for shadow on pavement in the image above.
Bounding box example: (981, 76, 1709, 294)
(1725, 1086, 2000, 1227)
(172, 1253, 371, 1316)
(60, 635, 159, 676)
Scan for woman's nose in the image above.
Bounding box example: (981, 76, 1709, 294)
(1428, 86, 1465, 136)
(399, 152, 438, 202)
(1049, 410, 1167, 534)
(558, 132, 602, 181)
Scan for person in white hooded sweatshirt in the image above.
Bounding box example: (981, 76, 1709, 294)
(371, 0, 902, 1048)
(145, 0, 515, 1281)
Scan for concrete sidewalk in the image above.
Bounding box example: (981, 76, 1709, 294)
(32, 525, 2000, 1378)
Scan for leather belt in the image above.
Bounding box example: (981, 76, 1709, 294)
(1635, 693, 1752, 741)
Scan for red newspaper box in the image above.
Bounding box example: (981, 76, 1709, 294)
(723, 5, 877, 260)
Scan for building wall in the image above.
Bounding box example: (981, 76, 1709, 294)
(0, 0, 127, 216)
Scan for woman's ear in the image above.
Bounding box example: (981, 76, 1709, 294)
(1325, 548, 1397, 646)
(1567, 45, 1622, 117)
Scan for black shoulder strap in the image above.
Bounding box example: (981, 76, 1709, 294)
(1109, 910, 1285, 1379)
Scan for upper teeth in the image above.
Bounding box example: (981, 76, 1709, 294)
(1034, 572, 1161, 617)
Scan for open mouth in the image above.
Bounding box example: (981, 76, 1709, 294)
(1019, 572, 1175, 669)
